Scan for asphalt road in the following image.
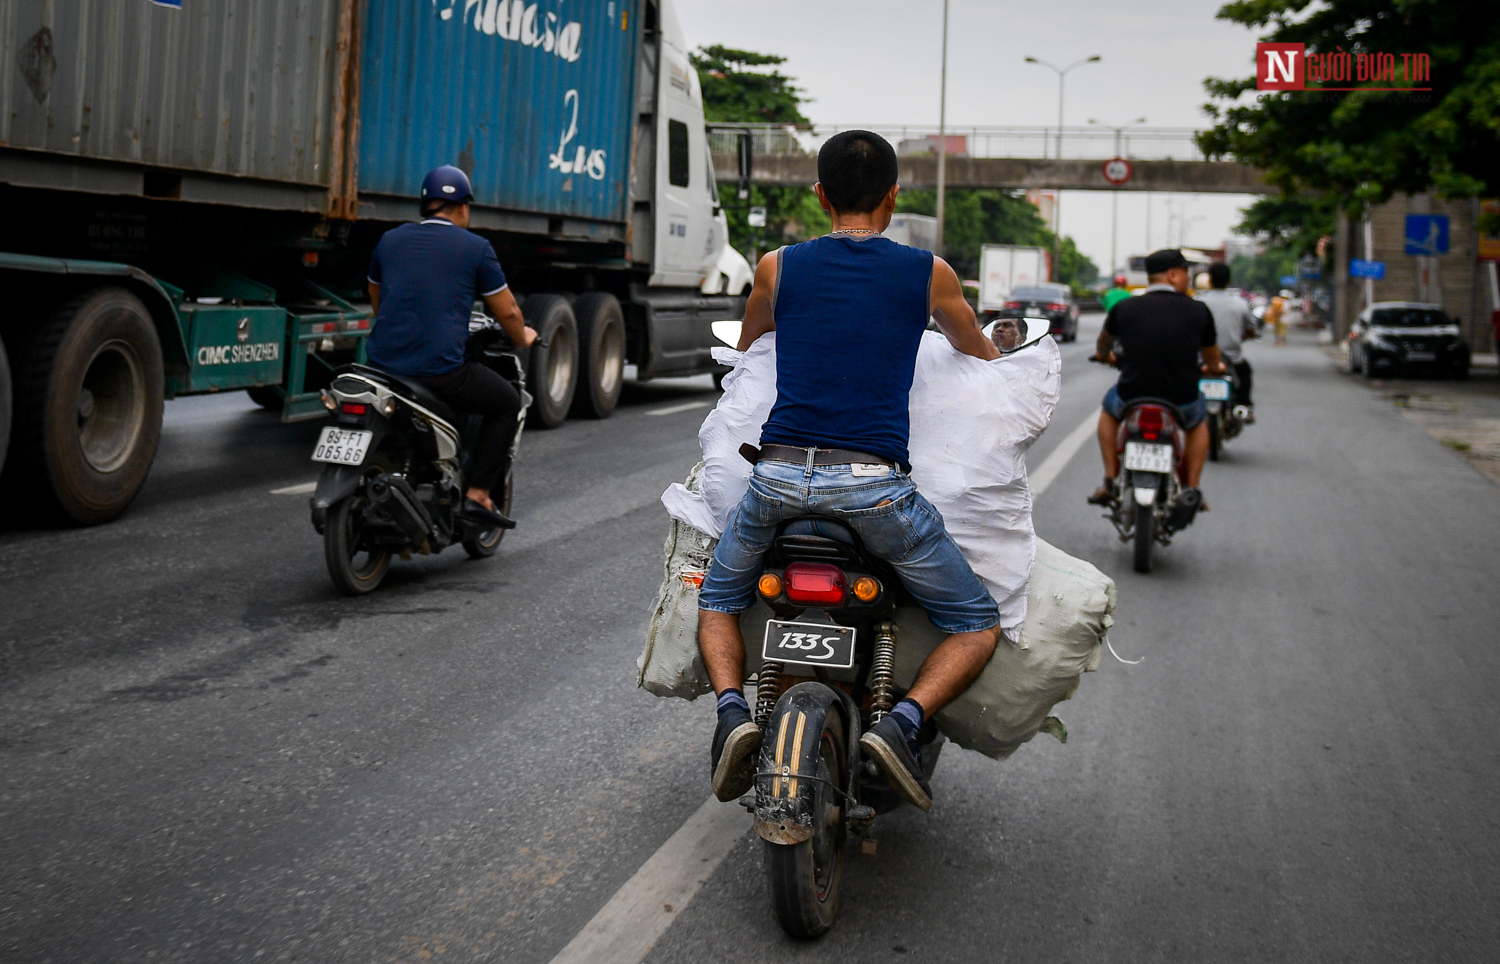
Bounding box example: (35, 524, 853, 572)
(3, 317, 1499, 962)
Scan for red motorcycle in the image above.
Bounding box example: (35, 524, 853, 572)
(1106, 398, 1201, 572)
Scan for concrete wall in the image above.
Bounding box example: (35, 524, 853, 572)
(1334, 194, 1492, 351)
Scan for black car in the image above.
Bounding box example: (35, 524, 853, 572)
(1347, 302, 1470, 379)
(998, 283, 1079, 342)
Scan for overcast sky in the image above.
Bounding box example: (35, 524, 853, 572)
(675, 0, 1269, 276)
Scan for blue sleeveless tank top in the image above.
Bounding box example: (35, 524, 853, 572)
(758, 235, 934, 470)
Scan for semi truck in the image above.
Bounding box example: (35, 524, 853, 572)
(0, 0, 747, 524)
(977, 244, 1050, 314)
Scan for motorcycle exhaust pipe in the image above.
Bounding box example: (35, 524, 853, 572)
(1166, 487, 1202, 531)
(367, 473, 435, 545)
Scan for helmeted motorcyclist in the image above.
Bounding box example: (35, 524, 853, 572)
(365, 166, 536, 528)
(1088, 248, 1223, 509)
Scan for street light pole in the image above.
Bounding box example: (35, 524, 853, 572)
(1089, 117, 1146, 278)
(1025, 54, 1100, 282)
(934, 0, 949, 258)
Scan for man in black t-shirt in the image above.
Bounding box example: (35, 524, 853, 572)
(1088, 249, 1224, 506)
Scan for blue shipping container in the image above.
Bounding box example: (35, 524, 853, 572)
(359, 0, 638, 225)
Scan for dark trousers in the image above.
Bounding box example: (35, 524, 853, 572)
(1233, 360, 1254, 406)
(418, 363, 522, 494)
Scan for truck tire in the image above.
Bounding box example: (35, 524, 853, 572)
(0, 336, 11, 477)
(15, 287, 164, 524)
(570, 292, 625, 419)
(246, 386, 282, 410)
(523, 294, 578, 429)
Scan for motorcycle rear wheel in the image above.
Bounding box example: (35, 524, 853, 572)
(325, 496, 391, 594)
(1132, 501, 1155, 573)
(763, 713, 847, 938)
(462, 469, 513, 559)
(1208, 416, 1221, 461)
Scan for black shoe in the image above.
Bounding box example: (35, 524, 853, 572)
(461, 497, 516, 530)
(1087, 477, 1119, 506)
(711, 706, 761, 802)
(859, 716, 932, 812)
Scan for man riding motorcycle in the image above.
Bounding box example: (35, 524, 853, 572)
(1088, 248, 1223, 509)
(365, 166, 537, 528)
(1101, 274, 1133, 313)
(696, 130, 1002, 812)
(1196, 261, 1257, 423)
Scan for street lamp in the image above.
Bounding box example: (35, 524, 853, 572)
(1089, 116, 1147, 279)
(1025, 54, 1100, 281)
(935, 0, 950, 257)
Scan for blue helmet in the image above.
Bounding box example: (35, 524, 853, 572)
(420, 165, 474, 205)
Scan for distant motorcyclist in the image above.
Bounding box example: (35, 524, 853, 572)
(365, 166, 536, 528)
(1088, 248, 1222, 508)
(1101, 274, 1133, 313)
(1195, 262, 1257, 423)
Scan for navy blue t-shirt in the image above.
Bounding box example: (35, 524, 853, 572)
(758, 235, 933, 470)
(366, 218, 508, 377)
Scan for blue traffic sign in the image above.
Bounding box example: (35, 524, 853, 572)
(1280, 275, 1297, 286)
(1349, 259, 1386, 279)
(1404, 215, 1450, 255)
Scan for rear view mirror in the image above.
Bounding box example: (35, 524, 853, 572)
(983, 316, 1051, 355)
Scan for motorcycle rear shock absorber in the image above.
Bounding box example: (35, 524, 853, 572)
(754, 661, 784, 731)
(868, 620, 898, 723)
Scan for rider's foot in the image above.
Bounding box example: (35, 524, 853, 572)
(461, 497, 516, 529)
(860, 715, 932, 812)
(1087, 477, 1119, 506)
(1244, 406, 1256, 424)
(711, 698, 761, 802)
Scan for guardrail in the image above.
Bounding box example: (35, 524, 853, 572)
(705, 124, 1209, 162)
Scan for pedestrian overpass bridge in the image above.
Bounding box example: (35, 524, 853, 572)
(708, 125, 1272, 194)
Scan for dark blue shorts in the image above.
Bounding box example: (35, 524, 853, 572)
(1103, 385, 1206, 430)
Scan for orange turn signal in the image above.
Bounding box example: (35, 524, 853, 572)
(852, 576, 880, 602)
(758, 573, 783, 597)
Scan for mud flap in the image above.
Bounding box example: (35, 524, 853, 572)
(310, 464, 365, 533)
(754, 682, 860, 845)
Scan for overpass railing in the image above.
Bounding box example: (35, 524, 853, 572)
(705, 124, 1210, 162)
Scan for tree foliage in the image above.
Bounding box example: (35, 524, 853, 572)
(691, 46, 829, 255)
(897, 188, 1098, 288)
(1234, 194, 1337, 255)
(1199, 0, 1500, 234)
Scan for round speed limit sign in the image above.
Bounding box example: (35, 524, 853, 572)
(1102, 157, 1133, 185)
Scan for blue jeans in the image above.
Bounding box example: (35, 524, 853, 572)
(1103, 385, 1207, 430)
(698, 458, 1001, 634)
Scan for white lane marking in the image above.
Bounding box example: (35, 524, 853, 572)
(270, 481, 318, 495)
(647, 400, 711, 417)
(1028, 409, 1102, 497)
(547, 797, 748, 964)
(547, 407, 1105, 964)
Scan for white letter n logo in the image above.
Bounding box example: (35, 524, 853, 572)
(1265, 50, 1298, 83)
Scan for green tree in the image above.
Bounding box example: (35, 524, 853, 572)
(896, 188, 1098, 289)
(1199, 0, 1500, 232)
(691, 45, 829, 258)
(1230, 249, 1299, 296)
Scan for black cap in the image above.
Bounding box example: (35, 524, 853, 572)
(1143, 248, 1190, 275)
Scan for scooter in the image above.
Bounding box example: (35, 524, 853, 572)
(1200, 368, 1250, 462)
(307, 317, 530, 594)
(1104, 398, 1201, 573)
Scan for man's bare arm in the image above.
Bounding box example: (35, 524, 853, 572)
(930, 257, 999, 361)
(1095, 323, 1116, 361)
(368, 282, 380, 314)
(482, 287, 537, 348)
(736, 251, 780, 351)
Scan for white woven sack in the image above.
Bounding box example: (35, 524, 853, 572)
(638, 463, 716, 699)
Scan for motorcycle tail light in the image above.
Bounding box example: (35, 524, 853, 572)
(341, 403, 367, 415)
(758, 573, 783, 598)
(1137, 407, 1165, 435)
(782, 563, 846, 606)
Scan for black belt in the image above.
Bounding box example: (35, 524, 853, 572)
(740, 443, 896, 467)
